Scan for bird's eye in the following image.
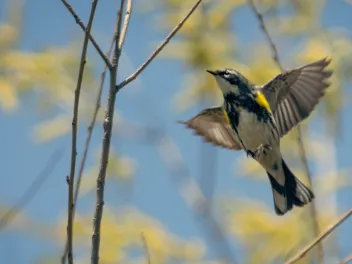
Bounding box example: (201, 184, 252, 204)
(223, 70, 230, 78)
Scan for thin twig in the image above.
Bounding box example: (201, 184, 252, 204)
(247, 0, 323, 262)
(115, 0, 205, 91)
(112, 0, 126, 67)
(60, 30, 116, 264)
(339, 254, 352, 264)
(119, 122, 238, 264)
(141, 233, 151, 264)
(285, 208, 352, 264)
(91, 0, 204, 262)
(63, 0, 99, 263)
(247, 0, 282, 71)
(61, 0, 112, 69)
(91, 1, 126, 263)
(118, 0, 132, 50)
(0, 149, 63, 231)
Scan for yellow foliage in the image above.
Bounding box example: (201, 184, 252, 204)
(245, 45, 281, 85)
(0, 3, 97, 143)
(223, 198, 315, 264)
(314, 169, 352, 194)
(295, 30, 352, 134)
(33, 115, 71, 143)
(0, 23, 18, 47)
(0, 204, 30, 229)
(57, 207, 206, 263)
(0, 77, 19, 110)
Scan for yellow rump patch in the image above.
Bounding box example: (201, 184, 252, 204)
(223, 110, 231, 124)
(256, 91, 272, 114)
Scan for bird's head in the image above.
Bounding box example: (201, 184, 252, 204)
(206, 68, 252, 96)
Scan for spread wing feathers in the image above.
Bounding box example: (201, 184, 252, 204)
(178, 107, 242, 150)
(258, 57, 333, 137)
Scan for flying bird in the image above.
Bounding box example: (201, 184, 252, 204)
(179, 58, 332, 215)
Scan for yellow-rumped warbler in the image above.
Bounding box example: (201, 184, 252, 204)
(179, 58, 332, 215)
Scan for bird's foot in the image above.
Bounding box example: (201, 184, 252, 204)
(246, 144, 272, 159)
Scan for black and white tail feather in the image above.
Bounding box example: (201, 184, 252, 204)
(267, 159, 314, 215)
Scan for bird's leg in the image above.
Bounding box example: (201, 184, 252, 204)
(247, 144, 272, 159)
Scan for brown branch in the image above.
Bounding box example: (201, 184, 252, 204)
(247, 0, 282, 71)
(141, 233, 151, 264)
(112, 0, 126, 67)
(91, 0, 204, 262)
(60, 29, 116, 264)
(247, 0, 323, 262)
(91, 0, 126, 263)
(62, 0, 99, 263)
(285, 208, 352, 264)
(0, 149, 63, 231)
(115, 0, 205, 91)
(118, 0, 132, 50)
(61, 0, 112, 69)
(339, 254, 352, 264)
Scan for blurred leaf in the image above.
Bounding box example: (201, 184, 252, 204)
(314, 169, 352, 194)
(33, 115, 71, 143)
(0, 77, 18, 110)
(222, 198, 319, 264)
(56, 207, 206, 263)
(0, 204, 31, 230)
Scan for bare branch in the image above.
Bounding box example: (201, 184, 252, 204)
(62, 0, 99, 263)
(112, 0, 126, 67)
(118, 0, 132, 50)
(339, 254, 352, 264)
(247, 0, 323, 262)
(91, 0, 205, 262)
(247, 0, 282, 71)
(115, 0, 205, 91)
(91, 1, 126, 263)
(141, 233, 151, 264)
(286, 208, 352, 264)
(0, 149, 63, 231)
(60, 30, 116, 264)
(61, 0, 112, 69)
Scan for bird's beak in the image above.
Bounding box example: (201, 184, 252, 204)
(206, 69, 217, 76)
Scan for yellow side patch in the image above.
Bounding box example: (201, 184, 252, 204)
(223, 110, 231, 124)
(256, 91, 272, 114)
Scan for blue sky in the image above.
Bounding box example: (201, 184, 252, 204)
(1, 0, 352, 263)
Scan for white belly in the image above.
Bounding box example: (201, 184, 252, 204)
(236, 110, 277, 150)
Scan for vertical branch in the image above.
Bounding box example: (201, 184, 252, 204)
(118, 0, 132, 50)
(90, 0, 128, 263)
(91, 0, 203, 262)
(247, 0, 322, 263)
(62, 0, 99, 263)
(60, 32, 116, 264)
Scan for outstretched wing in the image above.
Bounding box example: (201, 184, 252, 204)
(258, 57, 332, 137)
(178, 106, 242, 150)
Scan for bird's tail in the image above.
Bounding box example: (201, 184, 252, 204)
(267, 159, 314, 215)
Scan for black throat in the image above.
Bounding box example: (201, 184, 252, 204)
(224, 92, 271, 123)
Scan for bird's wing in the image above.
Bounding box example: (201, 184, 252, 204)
(258, 57, 332, 137)
(178, 106, 242, 150)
